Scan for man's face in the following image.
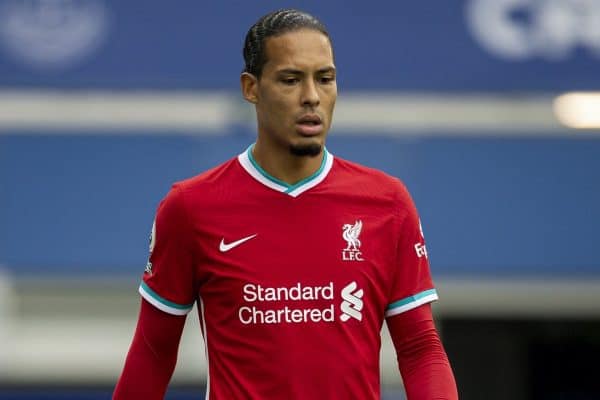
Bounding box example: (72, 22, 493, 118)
(244, 29, 337, 157)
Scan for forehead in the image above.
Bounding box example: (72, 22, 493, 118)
(262, 29, 334, 72)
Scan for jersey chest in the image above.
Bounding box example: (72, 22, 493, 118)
(191, 193, 397, 325)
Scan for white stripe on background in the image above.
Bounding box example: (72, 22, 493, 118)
(0, 90, 580, 135)
(334, 93, 565, 134)
(0, 91, 234, 133)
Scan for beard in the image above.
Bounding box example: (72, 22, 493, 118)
(289, 142, 322, 157)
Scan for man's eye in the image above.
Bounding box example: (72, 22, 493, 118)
(319, 76, 335, 84)
(281, 77, 299, 85)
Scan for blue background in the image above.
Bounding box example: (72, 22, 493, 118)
(2, 133, 599, 278)
(1, 0, 599, 91)
(1, 0, 599, 277)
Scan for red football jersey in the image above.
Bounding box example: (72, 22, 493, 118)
(139, 145, 438, 399)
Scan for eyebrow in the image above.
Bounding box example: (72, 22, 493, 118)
(277, 66, 336, 75)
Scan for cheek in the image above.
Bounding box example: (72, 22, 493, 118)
(270, 98, 295, 121)
(322, 87, 337, 106)
(258, 86, 297, 125)
(324, 94, 337, 115)
(258, 100, 290, 129)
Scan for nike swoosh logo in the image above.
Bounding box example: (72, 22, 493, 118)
(219, 234, 257, 252)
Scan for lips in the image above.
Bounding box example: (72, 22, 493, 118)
(296, 114, 323, 136)
(297, 114, 322, 124)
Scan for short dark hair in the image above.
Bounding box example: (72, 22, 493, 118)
(243, 9, 331, 78)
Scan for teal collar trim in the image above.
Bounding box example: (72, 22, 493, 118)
(238, 143, 334, 197)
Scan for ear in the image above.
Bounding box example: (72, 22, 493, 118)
(241, 72, 258, 104)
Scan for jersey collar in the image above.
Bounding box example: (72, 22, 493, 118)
(237, 144, 334, 197)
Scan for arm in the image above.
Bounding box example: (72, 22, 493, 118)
(113, 299, 187, 400)
(114, 185, 197, 399)
(386, 303, 458, 400)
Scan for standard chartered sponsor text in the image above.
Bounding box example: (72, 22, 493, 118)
(240, 282, 335, 324)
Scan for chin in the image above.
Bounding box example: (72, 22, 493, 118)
(289, 141, 323, 157)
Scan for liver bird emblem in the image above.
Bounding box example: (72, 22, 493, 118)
(343, 220, 362, 251)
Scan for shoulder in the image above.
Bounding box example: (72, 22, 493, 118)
(156, 156, 240, 214)
(172, 156, 239, 194)
(331, 156, 421, 233)
(331, 156, 413, 204)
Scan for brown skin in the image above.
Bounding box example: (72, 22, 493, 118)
(241, 29, 337, 185)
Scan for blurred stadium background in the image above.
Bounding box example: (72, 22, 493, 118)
(1, 1, 600, 399)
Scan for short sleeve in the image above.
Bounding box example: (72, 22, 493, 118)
(139, 185, 196, 315)
(385, 186, 438, 318)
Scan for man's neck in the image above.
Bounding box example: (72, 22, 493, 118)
(251, 141, 324, 186)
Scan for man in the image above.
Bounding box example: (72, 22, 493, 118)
(114, 9, 458, 400)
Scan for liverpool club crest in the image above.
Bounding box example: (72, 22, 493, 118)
(342, 220, 364, 261)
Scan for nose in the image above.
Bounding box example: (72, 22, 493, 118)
(301, 79, 320, 108)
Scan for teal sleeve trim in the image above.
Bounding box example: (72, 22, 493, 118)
(140, 281, 194, 310)
(386, 288, 438, 311)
